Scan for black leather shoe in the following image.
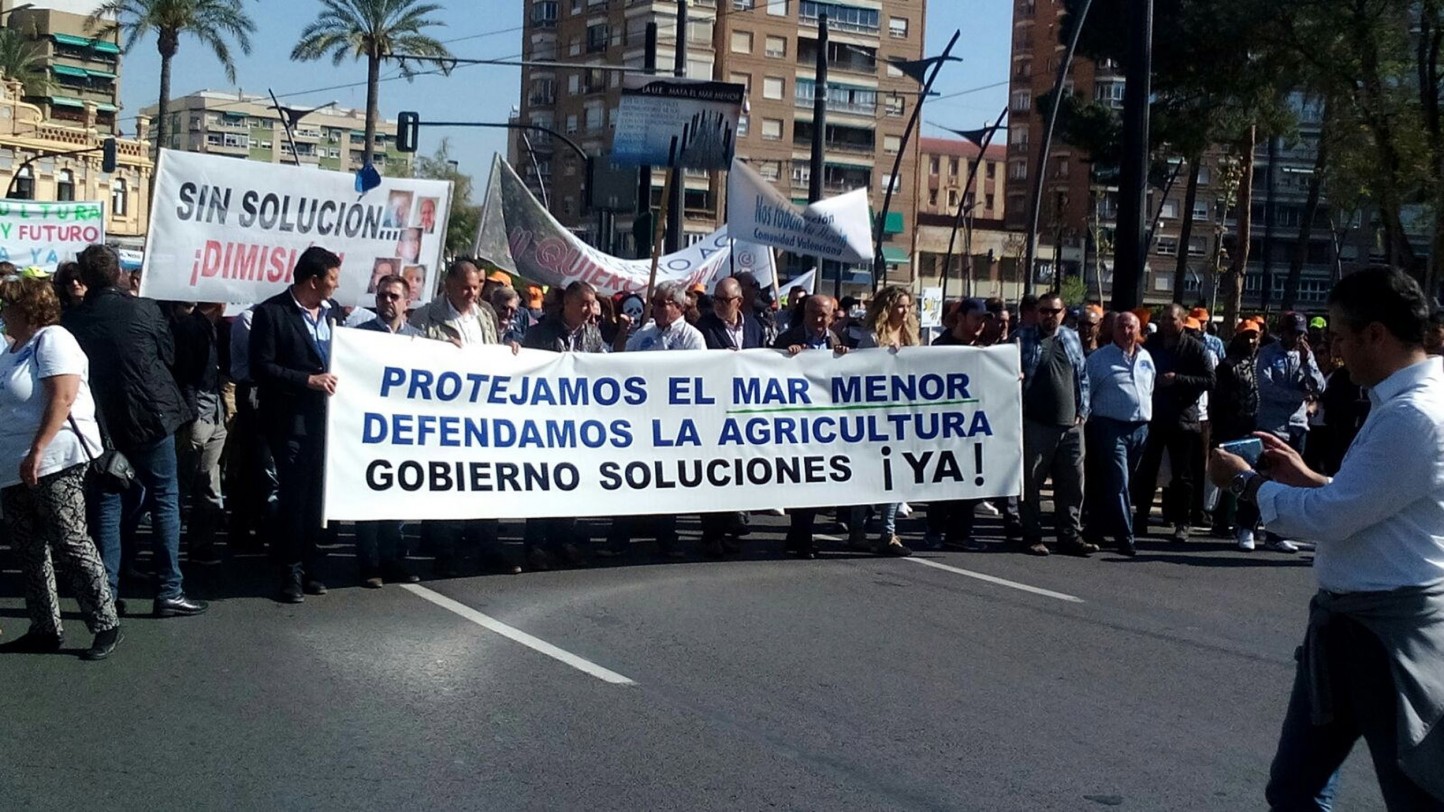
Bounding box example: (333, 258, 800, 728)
(278, 581, 304, 604)
(384, 566, 422, 584)
(1117, 538, 1138, 557)
(0, 630, 63, 653)
(114, 598, 127, 617)
(154, 595, 209, 618)
(303, 580, 327, 596)
(81, 628, 123, 661)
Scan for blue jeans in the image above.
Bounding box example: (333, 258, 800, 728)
(1266, 615, 1441, 811)
(850, 503, 899, 539)
(1085, 418, 1149, 543)
(88, 434, 184, 600)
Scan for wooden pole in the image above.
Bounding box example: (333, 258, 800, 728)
(645, 169, 675, 314)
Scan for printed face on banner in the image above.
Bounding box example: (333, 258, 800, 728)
(141, 150, 452, 307)
(369, 258, 399, 293)
(403, 265, 427, 305)
(418, 198, 439, 234)
(324, 334, 1026, 522)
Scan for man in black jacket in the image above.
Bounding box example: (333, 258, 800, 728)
(63, 244, 207, 618)
(249, 247, 342, 603)
(695, 277, 765, 351)
(1131, 304, 1216, 544)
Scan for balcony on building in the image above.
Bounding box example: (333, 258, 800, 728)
(792, 120, 875, 156)
(794, 78, 876, 117)
(797, 37, 876, 76)
(800, 1, 882, 35)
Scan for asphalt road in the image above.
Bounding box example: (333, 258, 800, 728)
(0, 510, 1386, 810)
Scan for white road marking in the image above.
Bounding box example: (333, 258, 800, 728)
(402, 584, 637, 685)
(814, 534, 844, 543)
(902, 557, 1085, 603)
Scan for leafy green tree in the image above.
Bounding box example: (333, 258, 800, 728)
(88, 0, 255, 157)
(0, 28, 52, 97)
(291, 0, 452, 166)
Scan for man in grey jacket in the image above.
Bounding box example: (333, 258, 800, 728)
(408, 260, 499, 347)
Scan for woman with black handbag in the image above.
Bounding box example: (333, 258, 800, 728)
(0, 270, 121, 660)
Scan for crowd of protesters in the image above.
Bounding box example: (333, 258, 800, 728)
(2, 244, 1443, 664)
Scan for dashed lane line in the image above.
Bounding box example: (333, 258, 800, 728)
(902, 557, 1085, 603)
(402, 584, 637, 685)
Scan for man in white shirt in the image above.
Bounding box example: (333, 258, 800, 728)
(604, 281, 703, 558)
(1210, 268, 1444, 809)
(613, 280, 705, 353)
(1084, 312, 1155, 556)
(408, 260, 499, 347)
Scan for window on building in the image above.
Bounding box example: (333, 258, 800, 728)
(986, 161, 996, 180)
(565, 114, 579, 133)
(762, 76, 784, 100)
(800, 2, 880, 33)
(883, 135, 900, 154)
(1159, 200, 1179, 219)
(737, 115, 749, 136)
(1197, 165, 1212, 185)
(1009, 161, 1027, 181)
(761, 118, 783, 140)
(11, 166, 33, 200)
(949, 157, 959, 176)
(888, 17, 908, 38)
(767, 0, 787, 14)
(111, 177, 128, 216)
(54, 169, 75, 202)
(929, 156, 939, 175)
(928, 189, 938, 206)
(729, 72, 751, 91)
(759, 160, 781, 181)
(885, 95, 904, 117)
(731, 30, 753, 53)
(947, 189, 958, 207)
(1156, 236, 1178, 256)
(733, 0, 755, 8)
(1192, 201, 1210, 221)
(1154, 274, 1173, 291)
(1011, 89, 1032, 112)
(764, 35, 786, 58)
(586, 23, 609, 52)
(985, 193, 996, 211)
(1188, 236, 1208, 256)
(687, 58, 713, 79)
(687, 19, 713, 44)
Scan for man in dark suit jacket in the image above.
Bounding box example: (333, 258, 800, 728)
(772, 294, 845, 558)
(695, 277, 765, 351)
(249, 247, 343, 603)
(695, 277, 765, 555)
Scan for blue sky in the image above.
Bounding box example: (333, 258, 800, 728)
(115, 0, 1011, 193)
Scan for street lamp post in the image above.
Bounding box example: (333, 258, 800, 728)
(871, 30, 960, 292)
(939, 108, 1007, 303)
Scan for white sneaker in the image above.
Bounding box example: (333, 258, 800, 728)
(1236, 529, 1256, 552)
(978, 502, 1001, 517)
(1264, 538, 1299, 554)
(897, 502, 913, 517)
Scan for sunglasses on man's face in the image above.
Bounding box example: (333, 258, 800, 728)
(1039, 307, 1064, 316)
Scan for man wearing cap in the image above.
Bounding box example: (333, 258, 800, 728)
(1256, 312, 1326, 453)
(1084, 311, 1155, 556)
(1211, 319, 1263, 549)
(927, 299, 995, 551)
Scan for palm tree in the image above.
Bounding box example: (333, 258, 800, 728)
(291, 0, 451, 167)
(87, 0, 255, 157)
(0, 28, 52, 98)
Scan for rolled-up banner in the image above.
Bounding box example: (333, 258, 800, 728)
(473, 155, 775, 296)
(324, 327, 1024, 521)
(141, 149, 452, 307)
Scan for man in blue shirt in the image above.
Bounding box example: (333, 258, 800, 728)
(1256, 311, 1326, 452)
(1084, 312, 1155, 556)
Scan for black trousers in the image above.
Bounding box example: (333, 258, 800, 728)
(1131, 423, 1201, 528)
(268, 431, 325, 580)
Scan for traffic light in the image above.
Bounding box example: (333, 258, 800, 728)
(101, 137, 117, 172)
(396, 111, 420, 153)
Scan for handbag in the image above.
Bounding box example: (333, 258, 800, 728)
(36, 329, 135, 493)
(69, 413, 135, 494)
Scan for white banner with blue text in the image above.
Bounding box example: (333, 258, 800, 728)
(323, 328, 1023, 521)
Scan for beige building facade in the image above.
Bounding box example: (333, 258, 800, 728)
(0, 77, 151, 239)
(514, 0, 926, 287)
(144, 91, 411, 176)
(913, 137, 1024, 301)
(3, 0, 124, 135)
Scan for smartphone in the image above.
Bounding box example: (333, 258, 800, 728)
(1219, 438, 1264, 466)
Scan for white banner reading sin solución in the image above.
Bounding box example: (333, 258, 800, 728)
(324, 328, 1023, 521)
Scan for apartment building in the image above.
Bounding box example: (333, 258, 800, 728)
(514, 0, 926, 288)
(4, 0, 123, 135)
(912, 136, 1025, 301)
(143, 91, 412, 175)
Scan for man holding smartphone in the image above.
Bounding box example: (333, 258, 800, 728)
(1208, 269, 1444, 809)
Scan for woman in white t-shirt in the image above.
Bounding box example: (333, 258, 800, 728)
(0, 273, 120, 660)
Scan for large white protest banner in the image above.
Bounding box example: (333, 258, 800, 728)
(324, 328, 1023, 521)
(473, 155, 775, 296)
(142, 149, 452, 307)
(0, 200, 105, 269)
(726, 159, 873, 264)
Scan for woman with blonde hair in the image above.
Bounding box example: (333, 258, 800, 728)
(0, 271, 120, 659)
(860, 285, 921, 349)
(850, 285, 916, 557)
